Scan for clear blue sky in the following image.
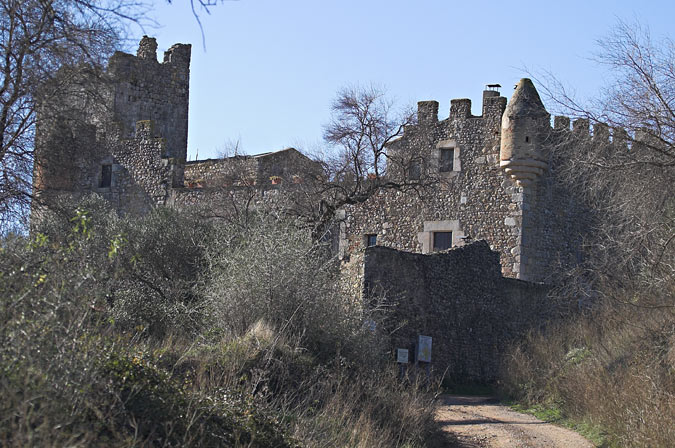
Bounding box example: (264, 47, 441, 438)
(133, 0, 674, 160)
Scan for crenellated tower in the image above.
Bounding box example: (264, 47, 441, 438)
(107, 36, 191, 161)
(33, 36, 191, 217)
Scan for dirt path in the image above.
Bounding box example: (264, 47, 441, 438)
(435, 395, 594, 448)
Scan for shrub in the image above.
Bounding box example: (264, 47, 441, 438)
(32, 195, 212, 338)
(500, 295, 675, 447)
(202, 211, 388, 365)
(1, 199, 439, 447)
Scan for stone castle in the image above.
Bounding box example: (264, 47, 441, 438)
(33, 36, 603, 380)
(34, 36, 592, 284)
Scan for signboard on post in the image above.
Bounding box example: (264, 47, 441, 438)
(397, 348, 409, 364)
(417, 335, 432, 363)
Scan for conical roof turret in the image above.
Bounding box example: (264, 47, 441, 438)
(503, 78, 548, 119)
(499, 78, 551, 187)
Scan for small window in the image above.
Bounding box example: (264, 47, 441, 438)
(408, 161, 421, 180)
(439, 148, 454, 172)
(433, 231, 452, 251)
(100, 164, 112, 188)
(366, 234, 377, 247)
(525, 136, 530, 143)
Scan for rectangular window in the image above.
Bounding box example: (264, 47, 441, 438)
(408, 161, 421, 180)
(100, 164, 112, 188)
(439, 148, 454, 172)
(433, 231, 452, 251)
(366, 234, 377, 247)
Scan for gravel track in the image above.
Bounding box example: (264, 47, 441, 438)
(435, 395, 594, 448)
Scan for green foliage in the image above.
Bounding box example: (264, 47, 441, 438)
(0, 198, 438, 447)
(203, 211, 388, 365)
(30, 195, 212, 338)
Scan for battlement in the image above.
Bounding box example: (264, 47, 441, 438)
(164, 43, 192, 65)
(553, 115, 632, 146)
(109, 36, 191, 70)
(417, 101, 439, 124)
(137, 36, 158, 60)
(415, 87, 507, 127)
(450, 98, 472, 119)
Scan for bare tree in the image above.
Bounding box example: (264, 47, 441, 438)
(541, 22, 674, 307)
(0, 0, 156, 232)
(310, 85, 434, 235)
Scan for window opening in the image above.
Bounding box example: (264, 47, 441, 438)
(408, 161, 421, 180)
(525, 136, 530, 143)
(439, 148, 454, 172)
(100, 164, 112, 188)
(433, 231, 452, 251)
(366, 234, 377, 247)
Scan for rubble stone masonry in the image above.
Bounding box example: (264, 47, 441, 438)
(32, 38, 597, 379)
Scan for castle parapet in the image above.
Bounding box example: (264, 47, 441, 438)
(554, 116, 629, 149)
(481, 87, 507, 119)
(593, 123, 610, 143)
(573, 118, 589, 134)
(554, 116, 570, 131)
(137, 36, 158, 61)
(164, 43, 192, 66)
(417, 101, 439, 125)
(450, 98, 472, 120)
(612, 127, 629, 149)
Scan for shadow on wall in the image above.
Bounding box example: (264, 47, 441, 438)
(363, 242, 552, 384)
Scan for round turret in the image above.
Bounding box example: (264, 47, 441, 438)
(500, 78, 550, 186)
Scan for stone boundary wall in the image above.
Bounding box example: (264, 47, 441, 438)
(184, 158, 257, 188)
(363, 242, 551, 383)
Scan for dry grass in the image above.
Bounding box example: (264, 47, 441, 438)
(162, 320, 440, 448)
(500, 295, 675, 447)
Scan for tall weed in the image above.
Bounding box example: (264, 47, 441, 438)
(500, 293, 675, 447)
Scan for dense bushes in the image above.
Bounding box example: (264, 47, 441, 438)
(500, 295, 675, 447)
(31, 196, 212, 337)
(202, 212, 386, 364)
(0, 197, 438, 447)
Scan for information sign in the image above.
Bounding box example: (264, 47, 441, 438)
(417, 335, 432, 363)
(397, 348, 409, 364)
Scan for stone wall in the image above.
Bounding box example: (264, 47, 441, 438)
(183, 148, 321, 189)
(97, 120, 178, 214)
(363, 242, 551, 383)
(342, 85, 589, 284)
(33, 37, 191, 216)
(184, 157, 258, 188)
(342, 91, 525, 278)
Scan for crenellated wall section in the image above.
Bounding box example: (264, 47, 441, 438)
(341, 81, 594, 284)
